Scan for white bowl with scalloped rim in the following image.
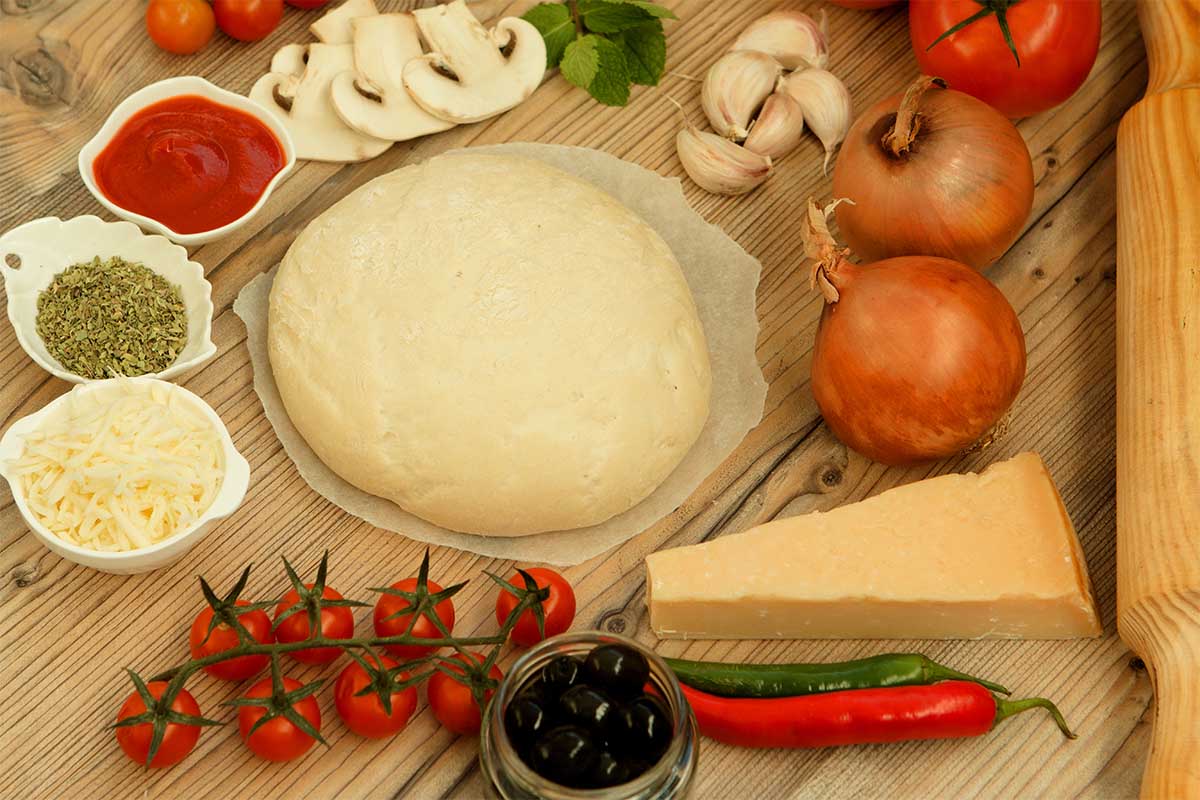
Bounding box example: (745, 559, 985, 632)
(77, 75, 296, 246)
(0, 377, 250, 574)
(0, 215, 216, 384)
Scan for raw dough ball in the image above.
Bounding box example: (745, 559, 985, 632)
(268, 153, 712, 536)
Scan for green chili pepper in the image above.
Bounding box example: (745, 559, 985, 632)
(664, 653, 1010, 698)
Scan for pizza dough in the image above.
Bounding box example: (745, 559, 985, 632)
(268, 153, 712, 536)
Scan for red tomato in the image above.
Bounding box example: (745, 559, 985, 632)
(213, 0, 284, 42)
(145, 0, 216, 54)
(494, 567, 576, 647)
(273, 584, 355, 665)
(428, 653, 503, 735)
(910, 0, 1101, 118)
(285, 0, 330, 7)
(373, 578, 456, 660)
(115, 682, 203, 768)
(238, 677, 321, 761)
(334, 655, 418, 738)
(189, 601, 274, 681)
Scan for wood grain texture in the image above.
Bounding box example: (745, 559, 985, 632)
(1116, 2, 1200, 796)
(0, 1, 1149, 798)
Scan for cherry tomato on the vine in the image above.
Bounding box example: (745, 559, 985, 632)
(373, 578, 456, 660)
(115, 682, 204, 768)
(189, 601, 274, 681)
(428, 652, 503, 735)
(237, 677, 322, 761)
(145, 0, 216, 55)
(909, 0, 1101, 118)
(334, 655, 418, 739)
(273, 584, 355, 665)
(213, 0, 284, 42)
(494, 567, 576, 647)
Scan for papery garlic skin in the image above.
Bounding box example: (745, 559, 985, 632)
(677, 126, 773, 195)
(744, 91, 806, 160)
(731, 10, 828, 71)
(702, 51, 783, 141)
(781, 68, 852, 173)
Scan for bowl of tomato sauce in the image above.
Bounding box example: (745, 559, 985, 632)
(79, 76, 296, 246)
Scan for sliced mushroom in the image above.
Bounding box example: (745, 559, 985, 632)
(330, 14, 455, 142)
(271, 43, 308, 76)
(310, 0, 378, 44)
(249, 43, 391, 163)
(403, 0, 545, 124)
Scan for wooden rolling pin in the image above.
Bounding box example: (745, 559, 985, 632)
(1116, 1, 1200, 797)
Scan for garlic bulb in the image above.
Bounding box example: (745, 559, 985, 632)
(781, 68, 852, 173)
(702, 51, 783, 141)
(676, 125, 773, 195)
(731, 10, 828, 71)
(744, 91, 805, 160)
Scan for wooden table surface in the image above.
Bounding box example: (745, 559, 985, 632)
(0, 1, 1153, 798)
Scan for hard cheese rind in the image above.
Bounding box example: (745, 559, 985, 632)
(646, 452, 1102, 640)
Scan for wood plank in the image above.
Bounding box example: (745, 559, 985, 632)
(0, 1, 1148, 797)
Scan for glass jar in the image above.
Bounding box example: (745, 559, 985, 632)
(480, 631, 698, 800)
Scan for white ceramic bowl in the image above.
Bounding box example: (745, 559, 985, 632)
(78, 76, 296, 246)
(0, 215, 217, 384)
(0, 377, 250, 574)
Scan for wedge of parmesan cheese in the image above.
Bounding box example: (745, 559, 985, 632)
(7, 380, 224, 552)
(646, 452, 1102, 640)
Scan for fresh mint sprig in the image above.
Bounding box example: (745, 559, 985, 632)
(523, 0, 676, 106)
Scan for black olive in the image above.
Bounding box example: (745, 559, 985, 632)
(504, 695, 550, 751)
(530, 725, 599, 787)
(541, 655, 583, 697)
(558, 685, 619, 739)
(618, 695, 672, 763)
(514, 675, 550, 706)
(583, 644, 649, 699)
(588, 750, 633, 788)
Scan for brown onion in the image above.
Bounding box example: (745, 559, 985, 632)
(831, 76, 1034, 271)
(803, 199, 1026, 465)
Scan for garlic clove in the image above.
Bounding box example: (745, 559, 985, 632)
(744, 91, 806, 160)
(731, 10, 828, 71)
(781, 68, 852, 173)
(676, 126, 773, 195)
(701, 51, 783, 141)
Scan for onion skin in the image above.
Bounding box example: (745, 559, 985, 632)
(811, 255, 1026, 465)
(831, 81, 1033, 271)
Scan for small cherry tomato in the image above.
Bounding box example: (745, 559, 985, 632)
(238, 677, 322, 761)
(334, 655, 418, 738)
(374, 578, 456, 660)
(428, 652, 503, 735)
(213, 0, 284, 42)
(495, 567, 577, 647)
(273, 584, 355, 665)
(115, 682, 203, 768)
(189, 601, 274, 682)
(145, 0, 216, 55)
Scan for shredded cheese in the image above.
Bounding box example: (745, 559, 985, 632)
(8, 380, 225, 552)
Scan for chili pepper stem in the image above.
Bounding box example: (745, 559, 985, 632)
(923, 661, 1010, 695)
(993, 696, 1077, 739)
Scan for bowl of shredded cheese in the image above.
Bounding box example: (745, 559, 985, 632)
(0, 377, 249, 574)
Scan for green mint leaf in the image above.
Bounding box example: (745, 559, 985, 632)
(587, 35, 631, 106)
(561, 35, 601, 90)
(614, 20, 665, 86)
(578, 0, 654, 33)
(595, 0, 677, 20)
(522, 3, 575, 68)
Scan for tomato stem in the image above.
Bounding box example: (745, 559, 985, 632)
(925, 0, 1022, 68)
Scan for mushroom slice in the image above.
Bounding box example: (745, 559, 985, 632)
(330, 13, 455, 142)
(249, 43, 391, 163)
(310, 0, 378, 44)
(403, 0, 546, 124)
(271, 43, 308, 76)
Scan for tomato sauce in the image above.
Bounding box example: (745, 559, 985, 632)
(93, 95, 286, 234)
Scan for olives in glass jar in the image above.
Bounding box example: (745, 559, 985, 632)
(505, 644, 674, 790)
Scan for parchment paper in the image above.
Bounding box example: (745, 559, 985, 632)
(233, 143, 767, 565)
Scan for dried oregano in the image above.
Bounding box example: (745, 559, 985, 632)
(35, 256, 188, 379)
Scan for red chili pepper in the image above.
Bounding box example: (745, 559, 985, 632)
(680, 680, 1075, 749)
